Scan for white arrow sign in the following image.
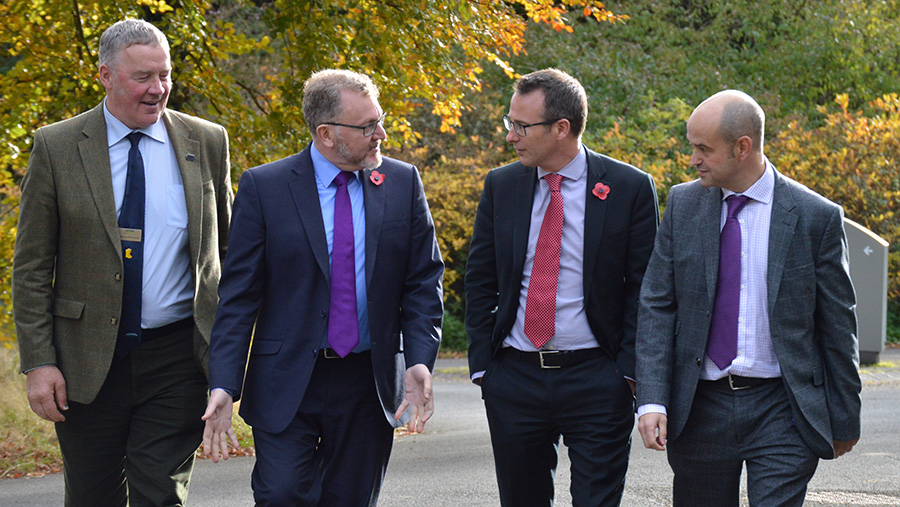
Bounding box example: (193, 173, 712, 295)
(864, 246, 873, 256)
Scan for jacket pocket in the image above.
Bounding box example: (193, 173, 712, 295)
(51, 297, 85, 320)
(250, 339, 283, 355)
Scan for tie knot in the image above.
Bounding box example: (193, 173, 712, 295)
(126, 131, 143, 148)
(543, 173, 563, 192)
(725, 194, 750, 219)
(334, 171, 354, 187)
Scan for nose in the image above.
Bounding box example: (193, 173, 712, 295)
(373, 123, 387, 141)
(506, 129, 519, 143)
(689, 150, 701, 167)
(148, 76, 166, 95)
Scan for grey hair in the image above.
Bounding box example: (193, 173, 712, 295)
(98, 19, 169, 69)
(302, 69, 380, 137)
(514, 68, 588, 137)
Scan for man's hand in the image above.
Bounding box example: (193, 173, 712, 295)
(394, 363, 434, 434)
(201, 389, 240, 463)
(833, 439, 859, 458)
(26, 366, 68, 422)
(638, 412, 668, 451)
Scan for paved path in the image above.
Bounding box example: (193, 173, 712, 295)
(2, 348, 898, 506)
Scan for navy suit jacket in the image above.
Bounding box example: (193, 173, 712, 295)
(636, 169, 861, 458)
(465, 147, 659, 380)
(209, 144, 444, 434)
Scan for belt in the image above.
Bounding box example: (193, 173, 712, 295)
(701, 374, 780, 391)
(499, 347, 604, 369)
(142, 317, 193, 342)
(318, 348, 370, 360)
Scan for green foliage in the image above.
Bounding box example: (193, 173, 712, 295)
(439, 311, 468, 354)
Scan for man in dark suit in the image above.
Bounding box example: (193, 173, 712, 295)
(465, 68, 659, 506)
(201, 69, 444, 506)
(13, 19, 233, 506)
(636, 90, 861, 506)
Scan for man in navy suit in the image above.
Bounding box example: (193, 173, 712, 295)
(465, 68, 659, 506)
(636, 90, 860, 506)
(201, 69, 444, 506)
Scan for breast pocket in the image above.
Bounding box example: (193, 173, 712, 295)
(166, 184, 188, 229)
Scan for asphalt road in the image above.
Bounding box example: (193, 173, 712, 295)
(2, 352, 899, 506)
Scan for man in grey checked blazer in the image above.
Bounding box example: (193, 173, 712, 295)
(635, 90, 861, 506)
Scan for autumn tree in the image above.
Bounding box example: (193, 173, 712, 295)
(0, 0, 622, 345)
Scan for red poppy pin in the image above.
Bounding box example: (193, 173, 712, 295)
(369, 170, 385, 186)
(592, 182, 610, 200)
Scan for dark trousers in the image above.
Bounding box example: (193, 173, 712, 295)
(668, 379, 819, 507)
(481, 352, 635, 507)
(55, 325, 207, 507)
(250, 351, 394, 506)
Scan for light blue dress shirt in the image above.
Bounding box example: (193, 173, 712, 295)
(310, 143, 371, 352)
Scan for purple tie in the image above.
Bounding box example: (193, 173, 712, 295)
(328, 171, 360, 357)
(707, 194, 751, 370)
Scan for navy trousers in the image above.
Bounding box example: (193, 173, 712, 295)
(481, 351, 635, 507)
(250, 351, 395, 506)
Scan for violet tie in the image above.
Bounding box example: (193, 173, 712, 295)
(115, 132, 145, 358)
(707, 194, 751, 369)
(328, 171, 360, 357)
(524, 173, 565, 349)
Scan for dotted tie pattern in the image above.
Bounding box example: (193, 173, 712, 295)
(524, 173, 565, 349)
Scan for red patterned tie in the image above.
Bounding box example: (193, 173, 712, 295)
(524, 173, 565, 349)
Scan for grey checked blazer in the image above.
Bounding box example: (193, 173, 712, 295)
(635, 168, 861, 459)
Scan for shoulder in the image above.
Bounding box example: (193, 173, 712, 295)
(165, 109, 225, 132)
(35, 104, 103, 140)
(586, 148, 649, 181)
(776, 171, 841, 212)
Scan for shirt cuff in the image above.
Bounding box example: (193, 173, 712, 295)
(636, 404, 667, 418)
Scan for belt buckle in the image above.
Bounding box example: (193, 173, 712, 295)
(727, 374, 750, 391)
(538, 350, 561, 369)
(322, 348, 341, 359)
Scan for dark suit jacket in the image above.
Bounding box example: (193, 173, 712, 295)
(13, 105, 233, 403)
(636, 169, 861, 459)
(208, 144, 444, 434)
(466, 147, 659, 380)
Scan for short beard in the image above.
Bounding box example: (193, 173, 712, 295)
(336, 135, 382, 170)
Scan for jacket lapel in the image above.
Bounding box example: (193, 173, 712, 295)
(511, 166, 536, 286)
(78, 106, 120, 253)
(362, 168, 385, 288)
(766, 171, 798, 315)
(703, 188, 723, 309)
(583, 150, 608, 297)
(289, 146, 331, 282)
(165, 111, 203, 269)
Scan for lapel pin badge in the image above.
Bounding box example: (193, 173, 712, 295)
(592, 182, 610, 200)
(186, 154, 196, 161)
(369, 170, 384, 186)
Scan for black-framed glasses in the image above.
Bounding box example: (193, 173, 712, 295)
(502, 114, 561, 137)
(322, 112, 387, 137)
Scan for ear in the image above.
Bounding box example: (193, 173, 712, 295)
(316, 124, 336, 148)
(735, 135, 753, 161)
(555, 118, 572, 141)
(98, 64, 113, 91)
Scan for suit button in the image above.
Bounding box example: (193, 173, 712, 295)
(111, 317, 118, 325)
(320, 310, 327, 318)
(115, 273, 122, 281)
(696, 358, 702, 366)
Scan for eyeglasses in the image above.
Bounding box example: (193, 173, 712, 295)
(321, 113, 387, 137)
(502, 114, 561, 137)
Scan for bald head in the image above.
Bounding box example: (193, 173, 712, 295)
(692, 90, 765, 154)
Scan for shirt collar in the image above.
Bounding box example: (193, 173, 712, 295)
(310, 141, 358, 187)
(721, 157, 774, 205)
(103, 98, 167, 146)
(537, 144, 587, 183)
